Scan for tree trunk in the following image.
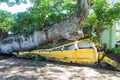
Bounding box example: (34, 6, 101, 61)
(0, 0, 90, 54)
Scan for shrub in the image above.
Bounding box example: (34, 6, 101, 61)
(112, 45, 120, 56)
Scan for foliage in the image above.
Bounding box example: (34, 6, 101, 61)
(84, 0, 120, 37)
(10, 0, 77, 35)
(83, 0, 120, 46)
(112, 46, 120, 56)
(31, 0, 76, 26)
(0, 0, 77, 35)
(0, 0, 27, 6)
(0, 10, 13, 31)
(10, 11, 36, 34)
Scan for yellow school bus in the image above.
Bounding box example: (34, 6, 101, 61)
(14, 39, 120, 70)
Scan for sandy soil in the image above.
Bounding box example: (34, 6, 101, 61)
(0, 58, 120, 80)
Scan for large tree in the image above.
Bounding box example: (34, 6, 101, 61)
(0, 0, 90, 54)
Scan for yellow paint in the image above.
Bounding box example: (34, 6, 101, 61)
(17, 39, 99, 65)
(98, 52, 120, 70)
(16, 39, 120, 70)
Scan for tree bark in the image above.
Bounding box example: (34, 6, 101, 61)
(0, 0, 90, 54)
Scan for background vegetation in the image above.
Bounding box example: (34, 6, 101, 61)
(84, 0, 120, 38)
(0, 0, 77, 35)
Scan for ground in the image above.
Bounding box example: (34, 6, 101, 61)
(0, 57, 120, 80)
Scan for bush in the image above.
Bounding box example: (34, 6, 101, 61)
(112, 46, 120, 56)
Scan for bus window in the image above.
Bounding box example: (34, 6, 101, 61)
(77, 41, 93, 49)
(64, 44, 76, 50)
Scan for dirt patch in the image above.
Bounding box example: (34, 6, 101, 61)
(0, 58, 120, 80)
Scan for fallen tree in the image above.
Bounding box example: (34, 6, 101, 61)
(0, 0, 90, 54)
